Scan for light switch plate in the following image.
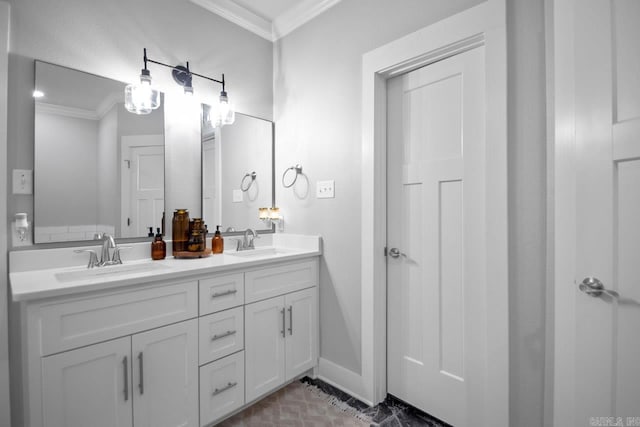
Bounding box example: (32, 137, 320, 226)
(13, 169, 33, 195)
(233, 189, 243, 203)
(316, 180, 335, 199)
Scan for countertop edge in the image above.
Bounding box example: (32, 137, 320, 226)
(11, 250, 321, 303)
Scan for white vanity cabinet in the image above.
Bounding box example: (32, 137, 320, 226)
(41, 320, 198, 427)
(12, 255, 320, 427)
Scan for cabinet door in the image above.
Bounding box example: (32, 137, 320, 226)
(285, 287, 318, 380)
(244, 296, 286, 402)
(41, 337, 132, 427)
(132, 319, 198, 427)
(199, 351, 245, 427)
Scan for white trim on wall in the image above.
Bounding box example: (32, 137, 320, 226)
(360, 2, 508, 425)
(0, 2, 12, 425)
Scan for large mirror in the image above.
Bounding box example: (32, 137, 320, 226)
(202, 107, 274, 233)
(34, 61, 165, 243)
(33, 61, 275, 244)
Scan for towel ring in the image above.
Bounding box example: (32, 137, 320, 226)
(282, 164, 303, 188)
(241, 172, 256, 192)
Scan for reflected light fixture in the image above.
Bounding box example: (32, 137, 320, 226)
(32, 90, 45, 98)
(125, 48, 235, 127)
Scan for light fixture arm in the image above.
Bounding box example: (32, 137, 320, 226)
(141, 48, 225, 89)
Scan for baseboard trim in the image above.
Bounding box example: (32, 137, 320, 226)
(317, 357, 371, 406)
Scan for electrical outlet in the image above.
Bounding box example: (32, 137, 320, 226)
(13, 169, 33, 195)
(316, 180, 335, 199)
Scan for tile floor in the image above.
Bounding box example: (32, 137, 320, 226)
(218, 377, 453, 427)
(218, 379, 370, 426)
(300, 378, 453, 427)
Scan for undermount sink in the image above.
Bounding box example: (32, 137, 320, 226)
(55, 262, 171, 283)
(227, 247, 290, 258)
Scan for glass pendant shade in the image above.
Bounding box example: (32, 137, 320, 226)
(124, 71, 160, 115)
(217, 91, 235, 126)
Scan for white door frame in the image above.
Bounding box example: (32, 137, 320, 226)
(360, 2, 508, 425)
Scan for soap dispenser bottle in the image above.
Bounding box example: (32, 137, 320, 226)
(212, 225, 224, 254)
(151, 228, 166, 260)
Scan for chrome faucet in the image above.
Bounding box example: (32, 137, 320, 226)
(99, 233, 117, 266)
(237, 228, 258, 251)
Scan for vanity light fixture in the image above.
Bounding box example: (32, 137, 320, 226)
(125, 48, 235, 126)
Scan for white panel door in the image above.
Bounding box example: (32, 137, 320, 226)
(245, 296, 286, 402)
(285, 287, 318, 380)
(554, 0, 640, 424)
(132, 319, 198, 427)
(387, 46, 485, 427)
(41, 337, 132, 427)
(121, 135, 164, 237)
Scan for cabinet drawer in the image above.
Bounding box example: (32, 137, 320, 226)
(39, 281, 198, 356)
(199, 307, 244, 365)
(244, 259, 318, 303)
(199, 351, 245, 427)
(199, 273, 244, 315)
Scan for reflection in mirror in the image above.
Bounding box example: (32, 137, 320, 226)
(202, 108, 274, 233)
(34, 61, 165, 243)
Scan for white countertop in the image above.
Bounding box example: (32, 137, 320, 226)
(10, 234, 322, 302)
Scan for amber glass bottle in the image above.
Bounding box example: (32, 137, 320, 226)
(212, 225, 224, 254)
(172, 209, 189, 255)
(151, 228, 166, 260)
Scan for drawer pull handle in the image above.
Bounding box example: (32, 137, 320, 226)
(211, 330, 237, 341)
(288, 306, 293, 335)
(123, 356, 129, 401)
(212, 381, 238, 396)
(281, 308, 286, 338)
(138, 352, 144, 395)
(211, 289, 238, 299)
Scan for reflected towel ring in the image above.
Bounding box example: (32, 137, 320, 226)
(282, 164, 303, 188)
(241, 172, 256, 192)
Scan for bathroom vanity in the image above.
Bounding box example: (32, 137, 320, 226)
(9, 234, 321, 427)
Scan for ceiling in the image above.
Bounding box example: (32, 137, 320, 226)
(188, 0, 342, 41)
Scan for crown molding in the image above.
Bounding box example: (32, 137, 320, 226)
(189, 0, 273, 41)
(36, 102, 99, 120)
(189, 0, 342, 42)
(273, 0, 341, 40)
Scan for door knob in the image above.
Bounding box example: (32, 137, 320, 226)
(578, 277, 619, 298)
(387, 248, 406, 258)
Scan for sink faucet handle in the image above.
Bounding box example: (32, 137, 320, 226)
(112, 246, 132, 265)
(74, 249, 99, 269)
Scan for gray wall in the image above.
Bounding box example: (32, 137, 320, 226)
(0, 3, 9, 425)
(507, 0, 547, 425)
(273, 0, 485, 377)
